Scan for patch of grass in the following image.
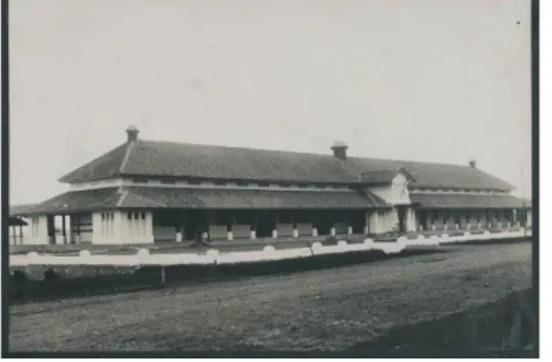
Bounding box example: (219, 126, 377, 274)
(348, 289, 536, 357)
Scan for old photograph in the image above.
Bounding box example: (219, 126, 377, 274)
(5, 0, 536, 357)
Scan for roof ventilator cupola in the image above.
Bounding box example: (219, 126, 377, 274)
(126, 124, 139, 143)
(331, 141, 348, 161)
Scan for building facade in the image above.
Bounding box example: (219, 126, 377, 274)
(11, 125, 532, 245)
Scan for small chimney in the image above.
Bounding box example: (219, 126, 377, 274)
(126, 124, 139, 143)
(331, 141, 348, 161)
(469, 158, 477, 168)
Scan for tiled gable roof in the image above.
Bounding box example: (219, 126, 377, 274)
(58, 139, 516, 191)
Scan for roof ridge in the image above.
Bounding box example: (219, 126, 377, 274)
(58, 142, 130, 183)
(136, 139, 481, 168)
(119, 141, 135, 174)
(116, 190, 129, 207)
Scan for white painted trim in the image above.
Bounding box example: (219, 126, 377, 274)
(10, 229, 531, 267)
(69, 178, 123, 191)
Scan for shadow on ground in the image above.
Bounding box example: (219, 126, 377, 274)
(347, 288, 537, 358)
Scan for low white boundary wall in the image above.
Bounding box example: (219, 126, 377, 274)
(10, 229, 531, 267)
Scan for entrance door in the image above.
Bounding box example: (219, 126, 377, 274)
(396, 206, 407, 233)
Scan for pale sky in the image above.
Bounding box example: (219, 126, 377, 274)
(10, 0, 532, 205)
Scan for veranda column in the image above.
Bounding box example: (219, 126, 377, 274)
(227, 212, 234, 241)
(175, 210, 185, 242)
(74, 214, 81, 243)
(250, 212, 257, 240)
(11, 226, 16, 245)
(61, 214, 67, 244)
(272, 210, 278, 239)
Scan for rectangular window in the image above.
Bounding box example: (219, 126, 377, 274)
(100, 213, 105, 236)
(141, 212, 146, 220)
(134, 212, 140, 235)
(161, 179, 176, 185)
(109, 212, 114, 236)
(214, 180, 227, 186)
(127, 212, 132, 220)
(188, 178, 201, 185)
(236, 181, 248, 187)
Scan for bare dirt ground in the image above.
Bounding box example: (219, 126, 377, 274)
(8, 242, 532, 352)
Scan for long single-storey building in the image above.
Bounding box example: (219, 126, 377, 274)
(11, 125, 532, 245)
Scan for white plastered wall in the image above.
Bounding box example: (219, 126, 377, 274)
(25, 215, 49, 245)
(92, 211, 153, 244)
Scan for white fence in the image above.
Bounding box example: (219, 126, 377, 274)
(10, 229, 531, 267)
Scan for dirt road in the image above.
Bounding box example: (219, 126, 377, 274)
(9, 242, 532, 352)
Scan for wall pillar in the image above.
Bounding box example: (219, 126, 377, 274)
(367, 211, 380, 234)
(406, 207, 416, 232)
